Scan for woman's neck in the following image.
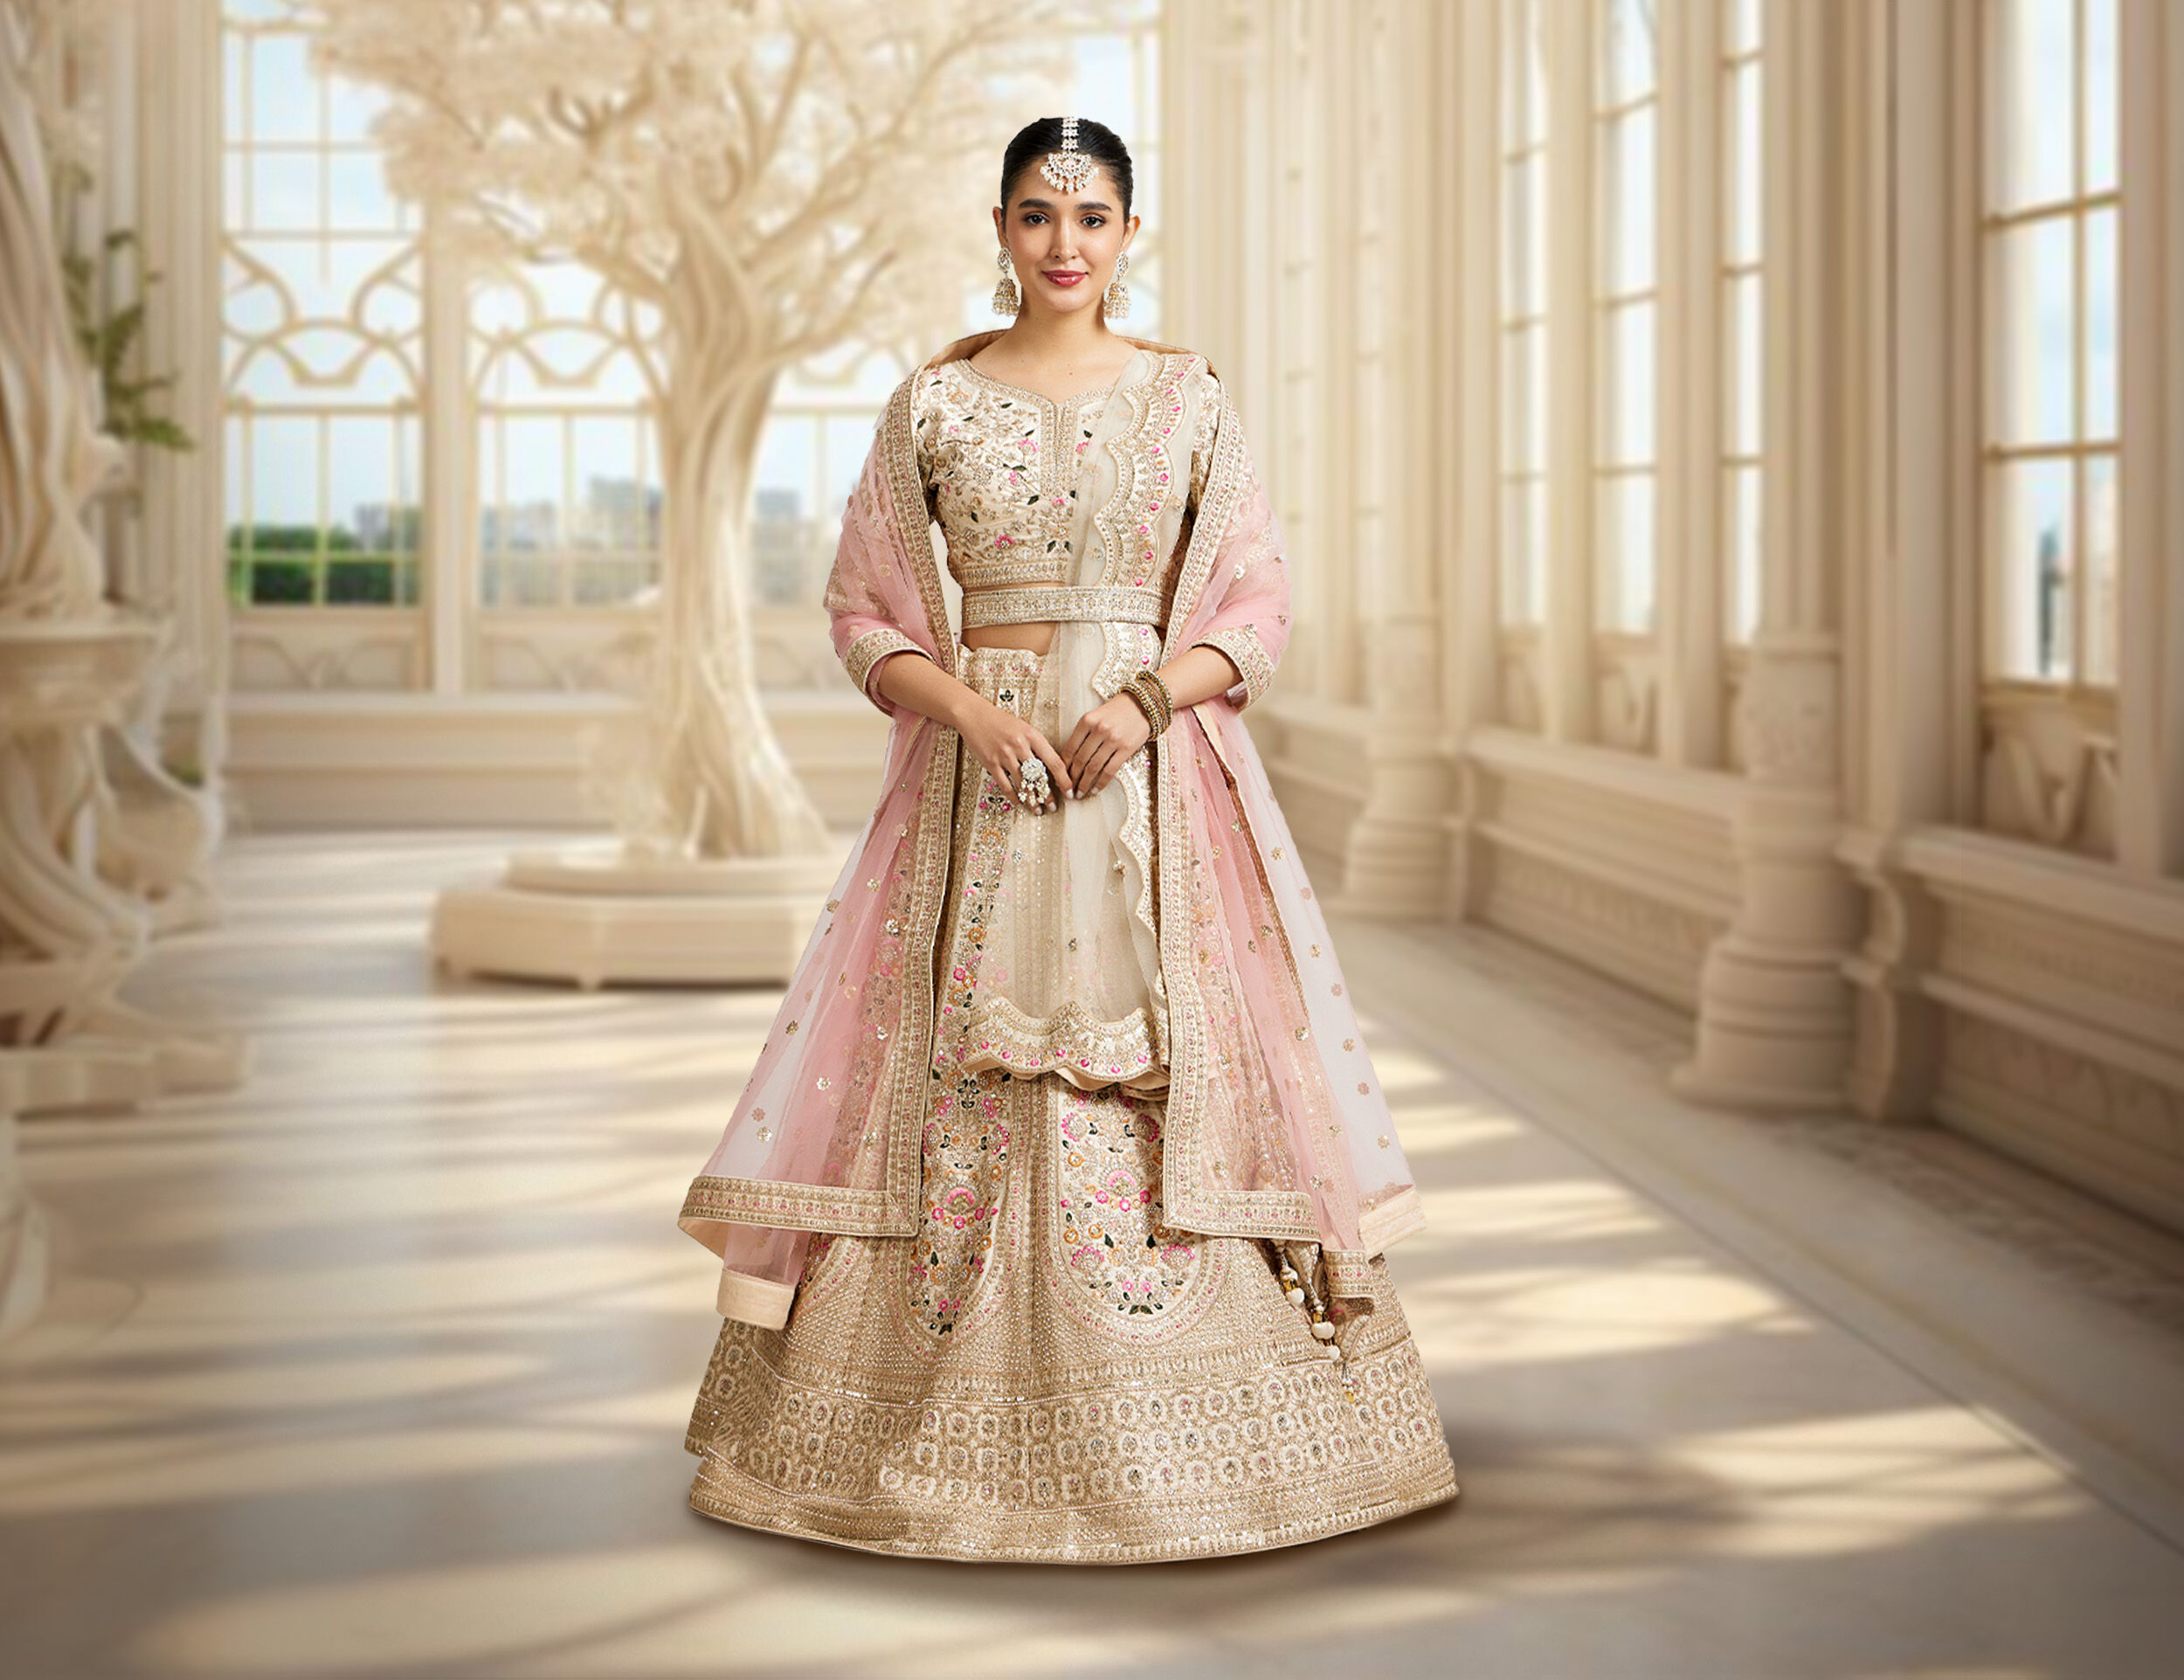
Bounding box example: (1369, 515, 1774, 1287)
(976, 315, 1138, 379)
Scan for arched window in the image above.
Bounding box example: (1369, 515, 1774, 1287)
(219, 0, 1160, 695)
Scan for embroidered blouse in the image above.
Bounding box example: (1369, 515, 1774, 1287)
(883, 349, 1225, 1095)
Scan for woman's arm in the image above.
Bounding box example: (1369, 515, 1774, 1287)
(1057, 642, 1245, 799)
(874, 649, 1077, 813)
(876, 640, 1244, 810)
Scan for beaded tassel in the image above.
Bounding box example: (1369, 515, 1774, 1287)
(1277, 1240, 1361, 1403)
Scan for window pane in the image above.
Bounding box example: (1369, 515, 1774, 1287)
(1600, 0, 1656, 106)
(2084, 205, 2117, 440)
(1992, 457, 2073, 680)
(572, 557, 656, 607)
(2084, 0, 2118, 195)
(1724, 62, 1761, 266)
(1992, 0, 2077, 212)
(2083, 453, 2118, 682)
(1503, 153, 1546, 316)
(245, 30, 321, 143)
(1603, 299, 1655, 466)
(1601, 104, 1655, 296)
(1501, 480, 1545, 625)
(1595, 473, 1656, 633)
(1725, 0, 1761, 56)
(326, 152, 400, 234)
(1503, 324, 1546, 473)
(1504, 0, 1548, 149)
(1991, 215, 2076, 446)
(1725, 464, 1762, 643)
(250, 150, 321, 231)
(754, 414, 819, 607)
(1726, 273, 1761, 456)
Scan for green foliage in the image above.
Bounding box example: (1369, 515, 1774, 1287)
(61, 226, 197, 454)
(226, 523, 416, 606)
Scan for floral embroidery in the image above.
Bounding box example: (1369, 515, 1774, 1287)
(1054, 1086, 1204, 1325)
(918, 363, 1118, 591)
(910, 1065, 1013, 1337)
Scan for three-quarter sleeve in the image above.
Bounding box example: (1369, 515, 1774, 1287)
(1182, 376, 1285, 710)
(824, 374, 943, 716)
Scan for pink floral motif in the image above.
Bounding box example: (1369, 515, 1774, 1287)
(1055, 1086, 1201, 1322)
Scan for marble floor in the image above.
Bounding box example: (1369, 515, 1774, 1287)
(4, 832, 2184, 1679)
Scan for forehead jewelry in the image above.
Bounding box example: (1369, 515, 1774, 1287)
(1040, 115, 1097, 194)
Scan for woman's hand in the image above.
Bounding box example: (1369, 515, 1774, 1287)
(1060, 694, 1153, 798)
(955, 695, 1074, 814)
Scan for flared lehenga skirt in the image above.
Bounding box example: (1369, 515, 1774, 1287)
(681, 645, 1460, 1564)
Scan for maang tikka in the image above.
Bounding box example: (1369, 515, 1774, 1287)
(1040, 115, 1096, 194)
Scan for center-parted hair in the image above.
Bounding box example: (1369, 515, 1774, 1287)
(999, 117, 1135, 219)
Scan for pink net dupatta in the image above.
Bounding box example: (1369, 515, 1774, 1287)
(675, 374, 954, 1328)
(1154, 391, 1428, 1299)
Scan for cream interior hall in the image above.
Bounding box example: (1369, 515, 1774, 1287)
(4, 1, 2184, 1676)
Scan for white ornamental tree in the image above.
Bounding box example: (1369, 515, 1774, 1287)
(311, 0, 1098, 861)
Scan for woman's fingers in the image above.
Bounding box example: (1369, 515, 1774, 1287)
(1084, 739, 1125, 794)
(1006, 743, 1057, 812)
(1028, 730, 1075, 802)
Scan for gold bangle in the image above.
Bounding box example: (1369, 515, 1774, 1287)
(1124, 677, 1166, 737)
(1126, 670, 1172, 737)
(1137, 671, 1171, 734)
(1137, 668, 1175, 732)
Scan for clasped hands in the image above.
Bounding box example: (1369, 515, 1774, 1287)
(961, 690, 1151, 815)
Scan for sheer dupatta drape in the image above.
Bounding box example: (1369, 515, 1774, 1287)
(1151, 386, 1426, 1297)
(680, 350, 1426, 1328)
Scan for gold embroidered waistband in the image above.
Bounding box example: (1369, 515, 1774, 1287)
(960, 585, 1166, 629)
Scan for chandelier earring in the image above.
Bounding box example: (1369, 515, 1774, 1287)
(992, 245, 1020, 316)
(1102, 249, 1132, 321)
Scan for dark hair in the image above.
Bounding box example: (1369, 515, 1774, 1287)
(999, 117, 1134, 219)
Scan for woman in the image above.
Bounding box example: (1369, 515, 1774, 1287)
(677, 115, 1458, 1563)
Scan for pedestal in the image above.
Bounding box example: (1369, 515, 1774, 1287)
(430, 839, 846, 989)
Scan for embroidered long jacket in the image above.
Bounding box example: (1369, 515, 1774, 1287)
(679, 331, 1427, 1328)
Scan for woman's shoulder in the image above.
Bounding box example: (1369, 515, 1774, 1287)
(1120, 337, 1221, 391)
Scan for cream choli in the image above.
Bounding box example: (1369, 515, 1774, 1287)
(909, 347, 1223, 1095)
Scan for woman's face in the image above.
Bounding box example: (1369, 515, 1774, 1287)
(993, 166, 1137, 318)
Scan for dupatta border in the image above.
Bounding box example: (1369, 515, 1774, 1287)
(873, 375, 976, 1234)
(879, 372, 957, 680)
(1151, 386, 1320, 1241)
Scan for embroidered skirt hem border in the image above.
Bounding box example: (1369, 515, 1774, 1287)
(685, 1458, 1459, 1566)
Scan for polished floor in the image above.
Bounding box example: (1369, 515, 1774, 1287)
(3, 832, 2183, 1679)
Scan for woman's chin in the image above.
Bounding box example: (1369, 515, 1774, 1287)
(1033, 283, 1097, 315)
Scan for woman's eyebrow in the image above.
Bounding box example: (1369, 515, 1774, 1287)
(1016, 197, 1116, 213)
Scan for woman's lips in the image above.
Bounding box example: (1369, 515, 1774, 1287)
(1043, 270, 1086, 287)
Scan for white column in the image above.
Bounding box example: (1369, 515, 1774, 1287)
(1840, 0, 1961, 1121)
(1655, 0, 1725, 767)
(422, 206, 471, 694)
(1673, 0, 1860, 1110)
(1343, 0, 1454, 915)
(1444, 0, 1503, 919)
(2114, 0, 2184, 879)
(133, 0, 230, 786)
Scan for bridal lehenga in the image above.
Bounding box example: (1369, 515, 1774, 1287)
(677, 331, 1459, 1563)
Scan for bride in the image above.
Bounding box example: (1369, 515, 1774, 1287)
(676, 114, 1458, 1563)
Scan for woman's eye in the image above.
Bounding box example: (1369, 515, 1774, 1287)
(1083, 216, 1105, 228)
